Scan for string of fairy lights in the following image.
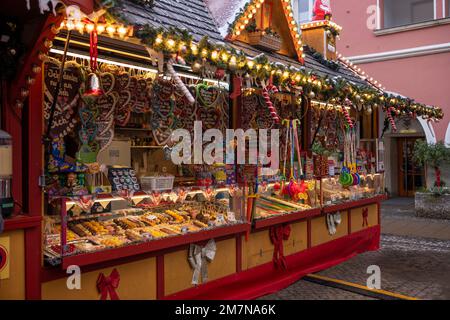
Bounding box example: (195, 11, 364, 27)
(50, 2, 443, 121)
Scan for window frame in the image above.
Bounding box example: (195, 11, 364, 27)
(378, 0, 438, 30)
(293, 0, 315, 24)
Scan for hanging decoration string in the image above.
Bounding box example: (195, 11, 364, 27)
(89, 26, 98, 72)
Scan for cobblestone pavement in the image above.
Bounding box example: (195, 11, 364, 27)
(260, 198, 450, 300)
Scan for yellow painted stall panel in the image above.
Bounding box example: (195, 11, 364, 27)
(283, 221, 308, 256)
(311, 212, 348, 247)
(0, 230, 25, 299)
(241, 230, 273, 270)
(164, 238, 236, 296)
(42, 257, 157, 300)
(351, 204, 378, 233)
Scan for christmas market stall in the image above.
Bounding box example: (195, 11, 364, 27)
(0, 0, 443, 300)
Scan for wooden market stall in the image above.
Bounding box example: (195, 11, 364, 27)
(0, 0, 443, 300)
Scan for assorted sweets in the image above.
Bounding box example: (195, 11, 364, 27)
(251, 180, 317, 220)
(44, 200, 239, 261)
(321, 173, 385, 205)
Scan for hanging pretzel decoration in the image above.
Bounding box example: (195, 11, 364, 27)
(387, 107, 398, 132)
(262, 84, 280, 124)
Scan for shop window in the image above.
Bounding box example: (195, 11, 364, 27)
(446, 0, 450, 17)
(293, 0, 314, 23)
(383, 0, 435, 28)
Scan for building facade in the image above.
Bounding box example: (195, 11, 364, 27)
(292, 0, 450, 196)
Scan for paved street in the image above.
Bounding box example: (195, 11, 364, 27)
(260, 198, 450, 300)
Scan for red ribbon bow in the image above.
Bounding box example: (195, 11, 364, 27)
(270, 224, 291, 270)
(362, 208, 369, 227)
(97, 269, 120, 300)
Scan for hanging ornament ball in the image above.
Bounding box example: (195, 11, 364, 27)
(355, 94, 361, 100)
(215, 68, 225, 80)
(365, 106, 373, 115)
(373, 103, 378, 109)
(308, 91, 316, 99)
(192, 61, 202, 73)
(180, 45, 188, 55)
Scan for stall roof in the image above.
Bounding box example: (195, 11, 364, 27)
(114, 0, 373, 89)
(230, 41, 372, 88)
(115, 0, 224, 43)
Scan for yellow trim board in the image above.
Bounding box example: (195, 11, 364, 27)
(306, 274, 419, 300)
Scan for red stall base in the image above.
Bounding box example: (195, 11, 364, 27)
(165, 226, 380, 300)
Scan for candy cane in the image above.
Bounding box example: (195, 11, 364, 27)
(341, 105, 353, 128)
(387, 107, 397, 132)
(262, 84, 280, 124)
(167, 58, 195, 105)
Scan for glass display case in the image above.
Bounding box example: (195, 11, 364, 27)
(43, 187, 245, 265)
(321, 173, 385, 206)
(250, 179, 320, 221)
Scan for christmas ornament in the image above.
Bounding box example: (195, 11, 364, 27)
(167, 57, 195, 105)
(262, 84, 280, 124)
(387, 107, 397, 132)
(84, 28, 103, 98)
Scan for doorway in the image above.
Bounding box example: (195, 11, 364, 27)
(397, 137, 426, 197)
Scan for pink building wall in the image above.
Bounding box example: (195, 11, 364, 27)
(331, 0, 450, 141)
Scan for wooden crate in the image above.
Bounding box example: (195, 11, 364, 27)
(248, 31, 282, 52)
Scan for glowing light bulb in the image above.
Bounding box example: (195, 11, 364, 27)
(118, 26, 127, 36)
(66, 20, 75, 30)
(86, 23, 95, 32)
(247, 60, 255, 69)
(167, 39, 175, 48)
(75, 21, 84, 32)
(106, 25, 116, 35)
(155, 36, 163, 44)
(96, 24, 105, 34)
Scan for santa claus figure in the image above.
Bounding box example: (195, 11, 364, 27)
(312, 0, 332, 21)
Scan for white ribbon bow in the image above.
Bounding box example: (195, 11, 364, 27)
(188, 239, 216, 285)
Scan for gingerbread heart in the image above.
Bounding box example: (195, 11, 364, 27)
(153, 78, 174, 101)
(152, 127, 173, 146)
(44, 58, 83, 111)
(128, 76, 138, 92)
(100, 72, 115, 94)
(115, 71, 130, 90)
(197, 83, 220, 107)
(96, 93, 116, 121)
(118, 90, 131, 106)
(197, 106, 221, 130)
(44, 58, 83, 139)
(96, 119, 114, 135)
(96, 128, 114, 153)
(115, 105, 131, 127)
